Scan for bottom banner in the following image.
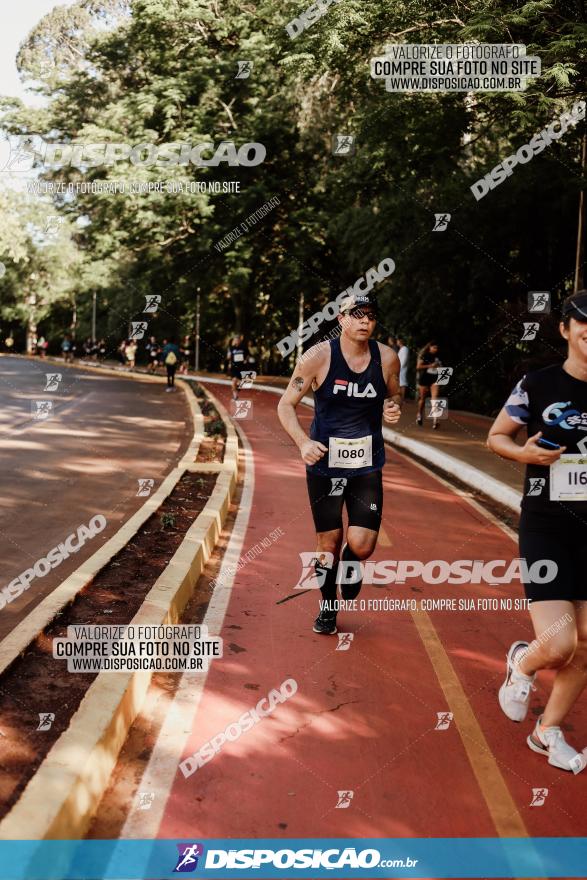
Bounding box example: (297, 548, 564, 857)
(0, 838, 584, 879)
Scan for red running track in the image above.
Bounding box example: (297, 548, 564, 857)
(150, 382, 587, 840)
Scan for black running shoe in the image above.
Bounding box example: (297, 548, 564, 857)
(313, 610, 337, 635)
(417, 415, 423, 426)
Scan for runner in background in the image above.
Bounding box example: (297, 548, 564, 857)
(416, 341, 442, 428)
(179, 335, 192, 375)
(162, 338, 180, 391)
(396, 335, 410, 402)
(146, 336, 160, 373)
(227, 335, 248, 400)
(61, 335, 73, 363)
(125, 339, 137, 370)
(488, 290, 587, 773)
(278, 293, 402, 635)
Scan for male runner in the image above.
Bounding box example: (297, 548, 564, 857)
(277, 293, 402, 634)
(227, 335, 248, 400)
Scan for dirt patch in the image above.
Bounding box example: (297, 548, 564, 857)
(0, 470, 217, 821)
(192, 383, 226, 463)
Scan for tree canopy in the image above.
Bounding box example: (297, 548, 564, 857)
(0, 0, 585, 411)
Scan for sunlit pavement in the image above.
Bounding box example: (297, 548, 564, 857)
(0, 356, 191, 640)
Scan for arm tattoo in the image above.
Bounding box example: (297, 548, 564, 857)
(291, 376, 304, 391)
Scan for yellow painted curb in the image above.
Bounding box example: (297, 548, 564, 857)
(0, 384, 239, 840)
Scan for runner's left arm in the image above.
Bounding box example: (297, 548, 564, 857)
(381, 346, 402, 424)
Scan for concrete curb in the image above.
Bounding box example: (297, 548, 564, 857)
(0, 381, 239, 840)
(197, 376, 523, 513)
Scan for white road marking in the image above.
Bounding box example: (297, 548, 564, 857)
(118, 422, 254, 839)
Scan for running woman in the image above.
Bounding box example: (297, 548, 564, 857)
(227, 335, 248, 400)
(488, 290, 587, 773)
(277, 293, 402, 634)
(416, 341, 442, 428)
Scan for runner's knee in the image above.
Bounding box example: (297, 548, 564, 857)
(347, 537, 376, 560)
(317, 532, 343, 557)
(570, 639, 587, 672)
(539, 635, 576, 668)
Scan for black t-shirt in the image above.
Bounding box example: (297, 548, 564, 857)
(417, 350, 441, 384)
(228, 345, 247, 366)
(504, 364, 587, 519)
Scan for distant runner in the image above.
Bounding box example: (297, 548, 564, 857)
(227, 335, 248, 400)
(488, 290, 587, 773)
(146, 336, 160, 373)
(278, 293, 402, 635)
(416, 341, 442, 428)
(162, 338, 180, 391)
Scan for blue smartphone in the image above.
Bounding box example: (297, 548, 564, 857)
(537, 437, 560, 450)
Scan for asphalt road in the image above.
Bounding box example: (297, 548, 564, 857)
(0, 356, 192, 641)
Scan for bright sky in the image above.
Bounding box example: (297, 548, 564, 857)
(0, 0, 77, 105)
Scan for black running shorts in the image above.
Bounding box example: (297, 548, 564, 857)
(519, 509, 587, 602)
(306, 470, 383, 533)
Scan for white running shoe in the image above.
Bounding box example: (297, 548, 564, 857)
(527, 718, 587, 773)
(498, 640, 535, 722)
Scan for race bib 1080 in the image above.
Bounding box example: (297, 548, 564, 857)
(328, 435, 372, 469)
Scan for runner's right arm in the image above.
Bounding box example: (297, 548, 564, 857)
(277, 346, 328, 465)
(487, 408, 565, 465)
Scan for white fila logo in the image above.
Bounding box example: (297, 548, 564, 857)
(333, 380, 377, 398)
